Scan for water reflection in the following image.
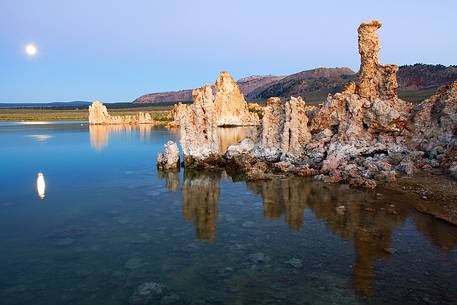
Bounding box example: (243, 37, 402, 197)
(36, 172, 46, 199)
(162, 170, 457, 296)
(182, 170, 221, 241)
(27, 134, 53, 143)
(89, 125, 154, 151)
(216, 127, 253, 153)
(157, 169, 180, 192)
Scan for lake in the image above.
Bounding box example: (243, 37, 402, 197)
(0, 122, 456, 305)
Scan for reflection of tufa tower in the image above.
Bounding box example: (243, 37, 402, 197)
(247, 178, 311, 230)
(182, 170, 221, 241)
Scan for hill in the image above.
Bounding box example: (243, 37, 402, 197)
(132, 75, 283, 104)
(245, 67, 356, 102)
(132, 64, 457, 104)
(246, 64, 457, 103)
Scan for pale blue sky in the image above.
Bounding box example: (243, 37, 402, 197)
(1, 0, 456, 102)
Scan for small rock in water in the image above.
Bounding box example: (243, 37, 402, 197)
(129, 282, 165, 305)
(248, 252, 271, 264)
(285, 258, 303, 268)
(383, 247, 396, 254)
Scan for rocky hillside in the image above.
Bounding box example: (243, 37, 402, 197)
(133, 64, 457, 104)
(133, 75, 283, 104)
(133, 89, 193, 104)
(245, 64, 457, 103)
(245, 67, 356, 102)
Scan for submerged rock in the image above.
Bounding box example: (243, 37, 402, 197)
(88, 101, 154, 125)
(129, 282, 164, 305)
(248, 252, 271, 264)
(157, 141, 180, 170)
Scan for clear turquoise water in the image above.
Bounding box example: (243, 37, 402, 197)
(0, 122, 456, 305)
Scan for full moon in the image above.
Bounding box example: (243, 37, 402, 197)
(25, 44, 37, 56)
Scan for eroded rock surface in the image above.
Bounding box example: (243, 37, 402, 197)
(411, 81, 457, 176)
(170, 71, 259, 128)
(357, 20, 398, 99)
(88, 101, 154, 125)
(176, 85, 221, 167)
(213, 71, 260, 126)
(255, 96, 311, 161)
(157, 141, 180, 170)
(178, 20, 457, 187)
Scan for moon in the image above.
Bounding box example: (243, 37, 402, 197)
(25, 44, 38, 56)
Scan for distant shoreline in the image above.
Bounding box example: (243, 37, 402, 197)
(0, 105, 173, 123)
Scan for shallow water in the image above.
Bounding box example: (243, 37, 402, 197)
(0, 123, 456, 305)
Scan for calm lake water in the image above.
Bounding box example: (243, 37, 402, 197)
(0, 122, 456, 305)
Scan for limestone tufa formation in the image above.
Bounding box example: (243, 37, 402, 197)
(171, 71, 259, 127)
(213, 71, 260, 126)
(256, 96, 311, 161)
(157, 141, 180, 170)
(411, 81, 457, 178)
(357, 21, 398, 99)
(175, 72, 261, 167)
(171, 20, 457, 187)
(88, 100, 154, 125)
(223, 20, 457, 187)
(176, 85, 221, 166)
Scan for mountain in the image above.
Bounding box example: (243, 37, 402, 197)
(397, 64, 457, 101)
(132, 89, 193, 104)
(244, 67, 356, 102)
(246, 64, 457, 103)
(132, 64, 457, 104)
(132, 75, 284, 104)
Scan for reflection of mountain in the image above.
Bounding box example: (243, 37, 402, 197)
(89, 125, 154, 151)
(182, 170, 221, 241)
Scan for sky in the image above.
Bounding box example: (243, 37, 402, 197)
(1, 0, 456, 103)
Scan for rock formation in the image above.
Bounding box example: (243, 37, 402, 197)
(255, 96, 311, 161)
(157, 141, 180, 170)
(175, 20, 457, 187)
(357, 20, 398, 99)
(170, 71, 260, 128)
(174, 72, 261, 167)
(175, 85, 221, 167)
(88, 100, 154, 125)
(411, 81, 457, 177)
(213, 71, 260, 126)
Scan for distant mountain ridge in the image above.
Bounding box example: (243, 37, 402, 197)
(0, 101, 92, 108)
(132, 74, 285, 104)
(133, 64, 457, 104)
(244, 67, 355, 101)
